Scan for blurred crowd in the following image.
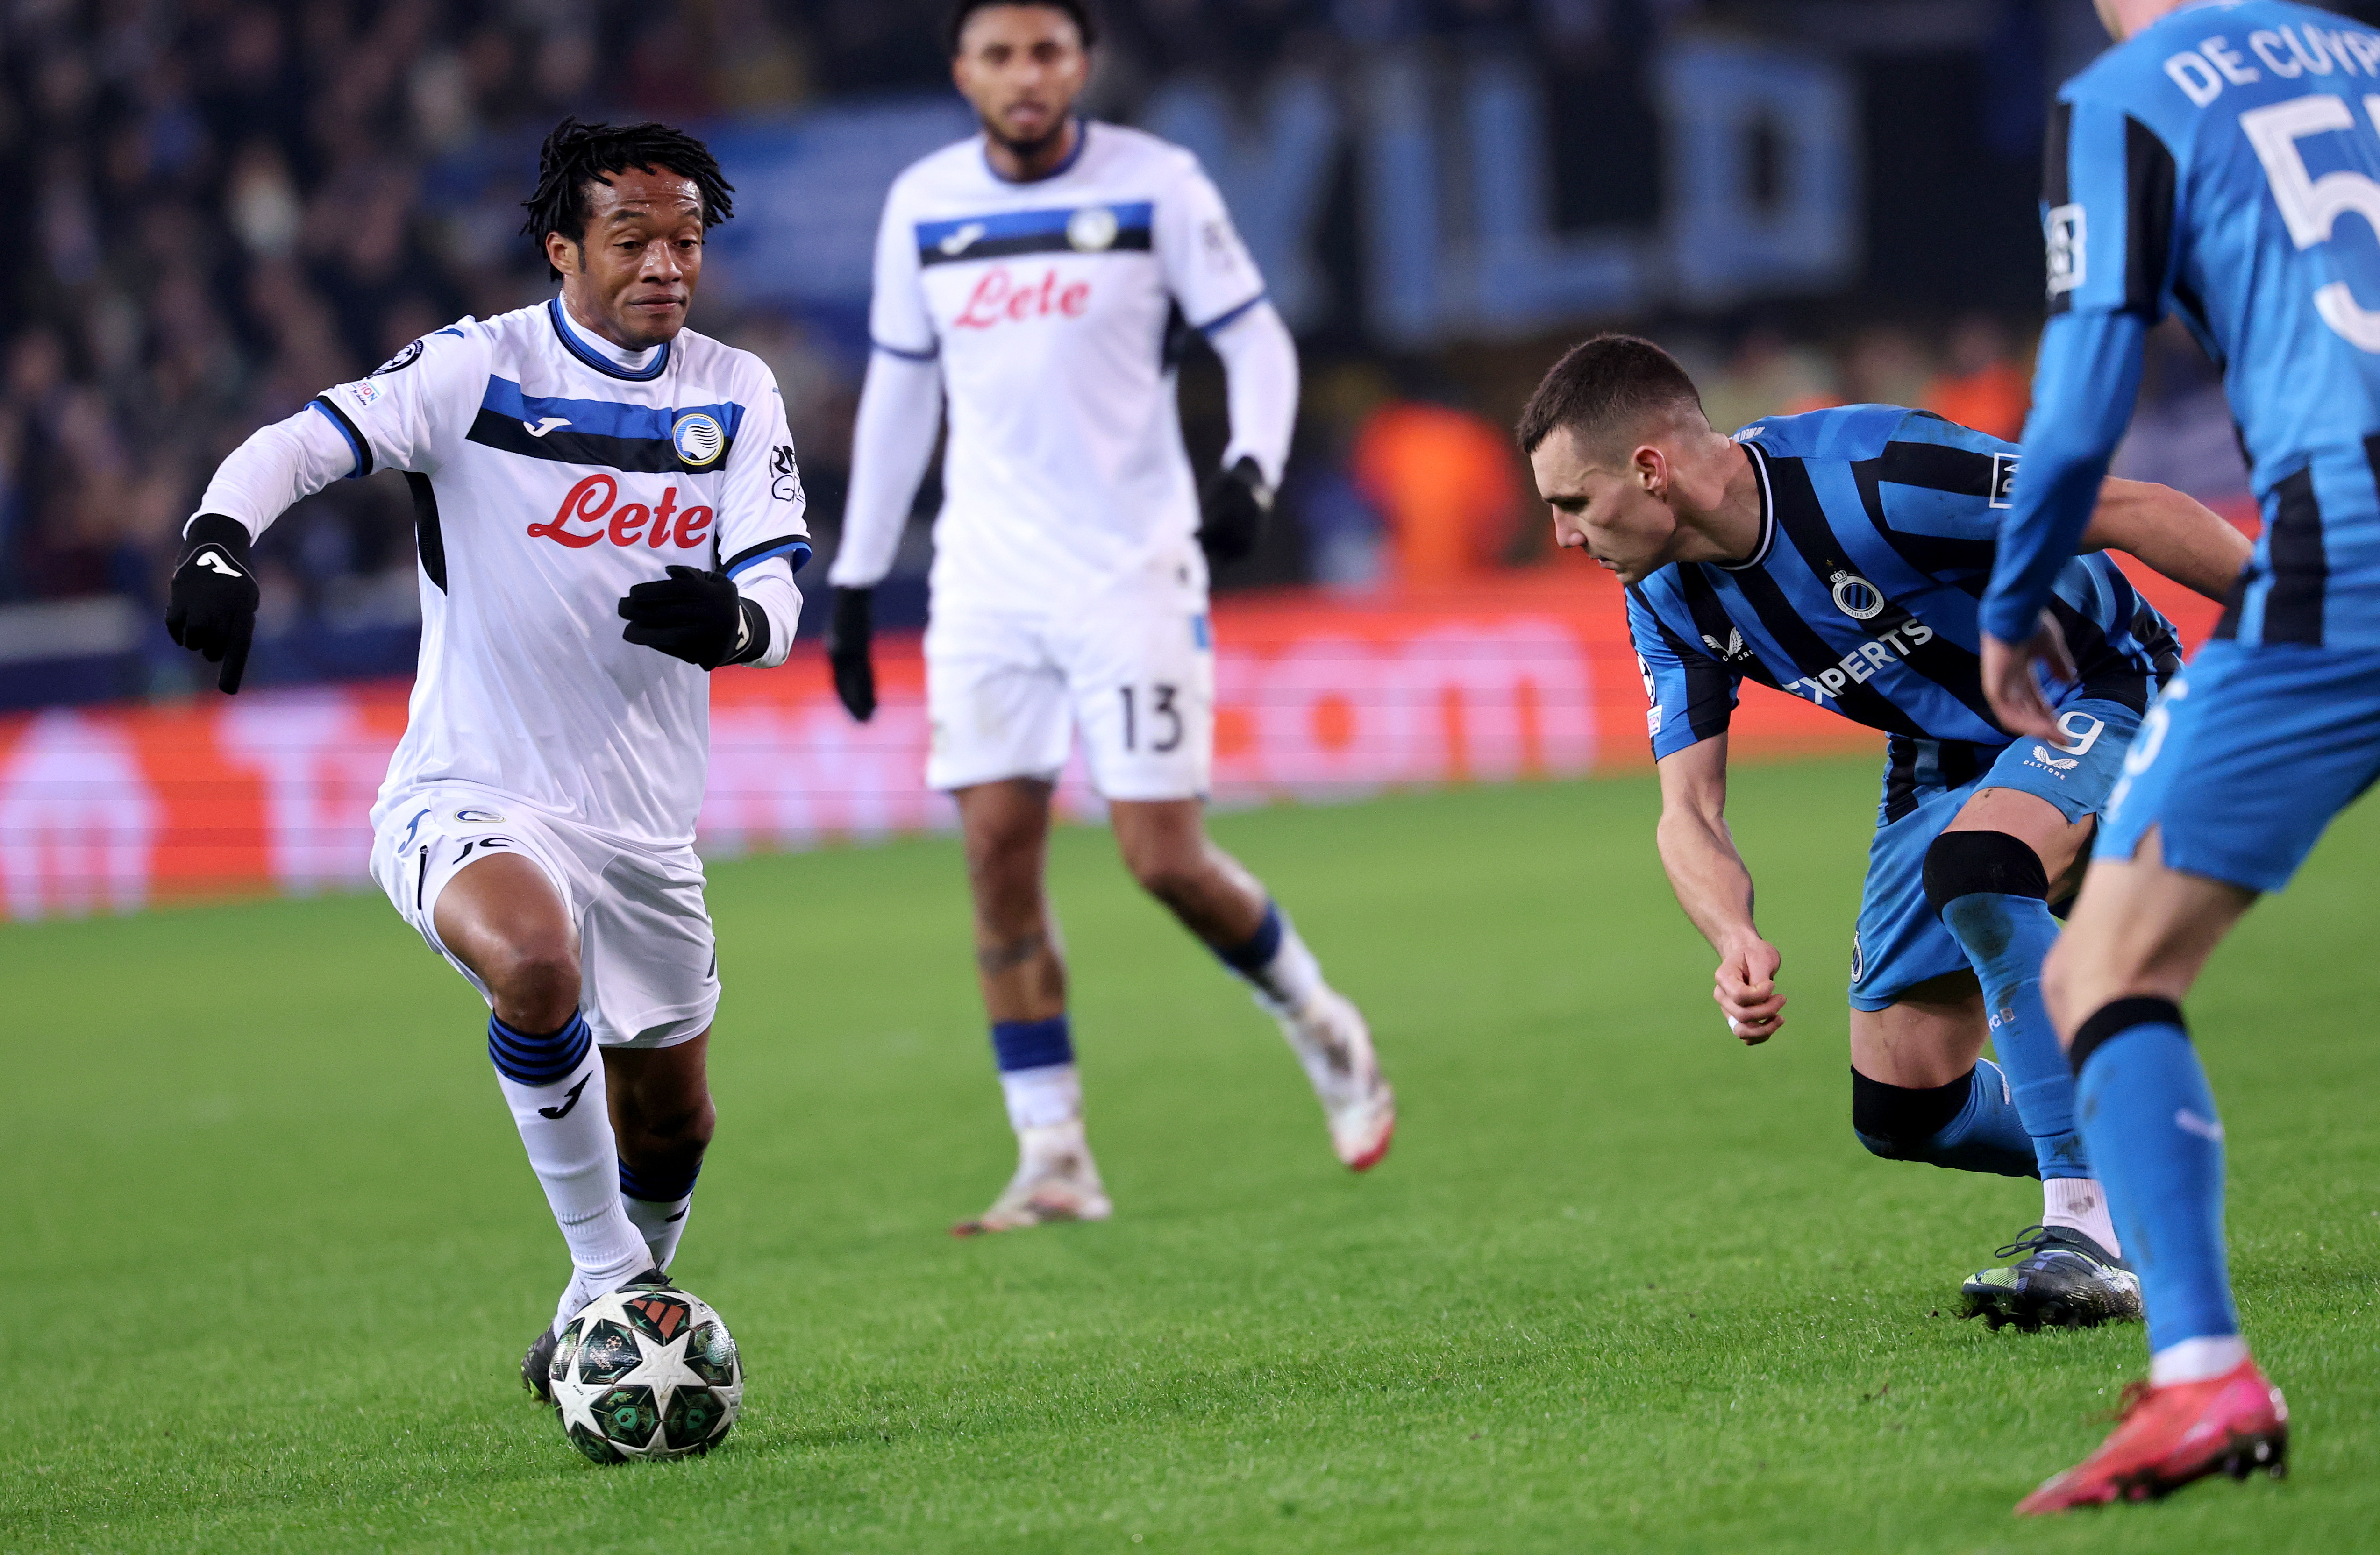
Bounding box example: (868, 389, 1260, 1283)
(0, 0, 2245, 695)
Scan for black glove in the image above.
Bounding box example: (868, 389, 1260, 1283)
(1198, 455, 1274, 566)
(825, 586, 876, 722)
(619, 564, 768, 670)
(165, 513, 261, 694)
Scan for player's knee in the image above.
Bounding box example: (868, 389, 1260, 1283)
(622, 1093, 715, 1162)
(483, 936, 580, 1030)
(1923, 830, 2050, 916)
(963, 823, 1042, 902)
(1849, 1067, 1969, 1161)
(1123, 846, 1204, 909)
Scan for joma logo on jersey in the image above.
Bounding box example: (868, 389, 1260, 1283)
(1785, 619, 1936, 703)
(527, 474, 716, 551)
(953, 265, 1091, 329)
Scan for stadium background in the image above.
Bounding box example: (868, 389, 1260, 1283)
(0, 0, 2302, 917)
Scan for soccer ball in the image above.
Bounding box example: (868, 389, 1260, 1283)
(547, 1277, 742, 1463)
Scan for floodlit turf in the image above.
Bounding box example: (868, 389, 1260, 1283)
(3, 755, 2375, 1553)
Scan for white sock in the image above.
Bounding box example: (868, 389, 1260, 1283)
(1000, 1063, 1082, 1131)
(1233, 908, 1325, 1012)
(2151, 1334, 2252, 1386)
(623, 1190, 694, 1273)
(486, 1015, 652, 1332)
(1019, 1116, 1092, 1171)
(2042, 1177, 2121, 1258)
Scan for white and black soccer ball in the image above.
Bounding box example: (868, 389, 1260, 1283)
(547, 1278, 742, 1463)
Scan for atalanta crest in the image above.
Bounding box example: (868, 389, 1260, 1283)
(672, 412, 727, 469)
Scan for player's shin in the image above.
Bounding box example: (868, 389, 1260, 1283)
(618, 1158, 700, 1274)
(1926, 831, 2116, 1250)
(2071, 999, 2245, 1380)
(486, 1014, 653, 1330)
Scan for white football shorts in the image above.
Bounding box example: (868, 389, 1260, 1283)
(925, 583, 1216, 801)
(367, 787, 720, 1048)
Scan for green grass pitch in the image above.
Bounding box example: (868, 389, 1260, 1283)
(4, 755, 2374, 1552)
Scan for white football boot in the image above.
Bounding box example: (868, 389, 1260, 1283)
(952, 1118, 1114, 1236)
(1266, 986, 1395, 1171)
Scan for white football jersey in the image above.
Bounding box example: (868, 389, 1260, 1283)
(865, 121, 1267, 608)
(312, 302, 811, 849)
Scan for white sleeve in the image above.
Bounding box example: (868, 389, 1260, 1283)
(829, 347, 943, 589)
(1154, 156, 1267, 331)
(1205, 300, 1298, 489)
(187, 406, 361, 541)
(867, 179, 939, 359)
(310, 319, 491, 476)
(733, 555, 802, 669)
(710, 359, 812, 582)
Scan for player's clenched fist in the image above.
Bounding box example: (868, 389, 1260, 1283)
(1714, 937, 1785, 1044)
(1197, 455, 1274, 565)
(618, 565, 769, 670)
(165, 513, 261, 695)
(824, 586, 875, 722)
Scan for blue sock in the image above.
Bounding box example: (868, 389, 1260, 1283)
(1851, 1059, 2037, 1177)
(2073, 999, 2240, 1353)
(619, 1157, 702, 1204)
(990, 1015, 1073, 1073)
(1939, 891, 2091, 1179)
(1212, 902, 1284, 975)
(487, 1012, 592, 1085)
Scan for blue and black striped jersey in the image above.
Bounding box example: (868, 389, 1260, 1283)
(1986, 0, 2380, 649)
(1630, 407, 2181, 798)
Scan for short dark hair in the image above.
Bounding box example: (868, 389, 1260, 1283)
(948, 0, 1098, 53)
(1515, 334, 1706, 459)
(521, 118, 736, 281)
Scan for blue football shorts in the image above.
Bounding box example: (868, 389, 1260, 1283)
(2097, 640, 2380, 894)
(1849, 695, 2142, 1013)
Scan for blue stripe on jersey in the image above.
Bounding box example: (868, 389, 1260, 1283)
(914, 202, 1155, 266)
(723, 536, 812, 578)
(1194, 290, 1267, 334)
(1631, 407, 2179, 761)
(478, 378, 746, 445)
(1989, 0, 2380, 649)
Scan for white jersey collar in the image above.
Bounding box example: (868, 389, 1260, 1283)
(549, 297, 669, 381)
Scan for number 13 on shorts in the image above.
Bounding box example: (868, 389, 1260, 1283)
(1084, 610, 1214, 802)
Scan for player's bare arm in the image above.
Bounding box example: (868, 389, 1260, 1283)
(1983, 478, 2251, 738)
(1652, 735, 1784, 1044)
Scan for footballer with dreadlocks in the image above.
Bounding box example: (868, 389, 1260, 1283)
(165, 119, 813, 1403)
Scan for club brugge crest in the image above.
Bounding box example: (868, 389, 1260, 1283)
(672, 412, 727, 469)
(1829, 570, 1885, 621)
(1067, 205, 1119, 252)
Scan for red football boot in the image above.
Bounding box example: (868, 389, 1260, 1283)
(2017, 1358, 2288, 1514)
